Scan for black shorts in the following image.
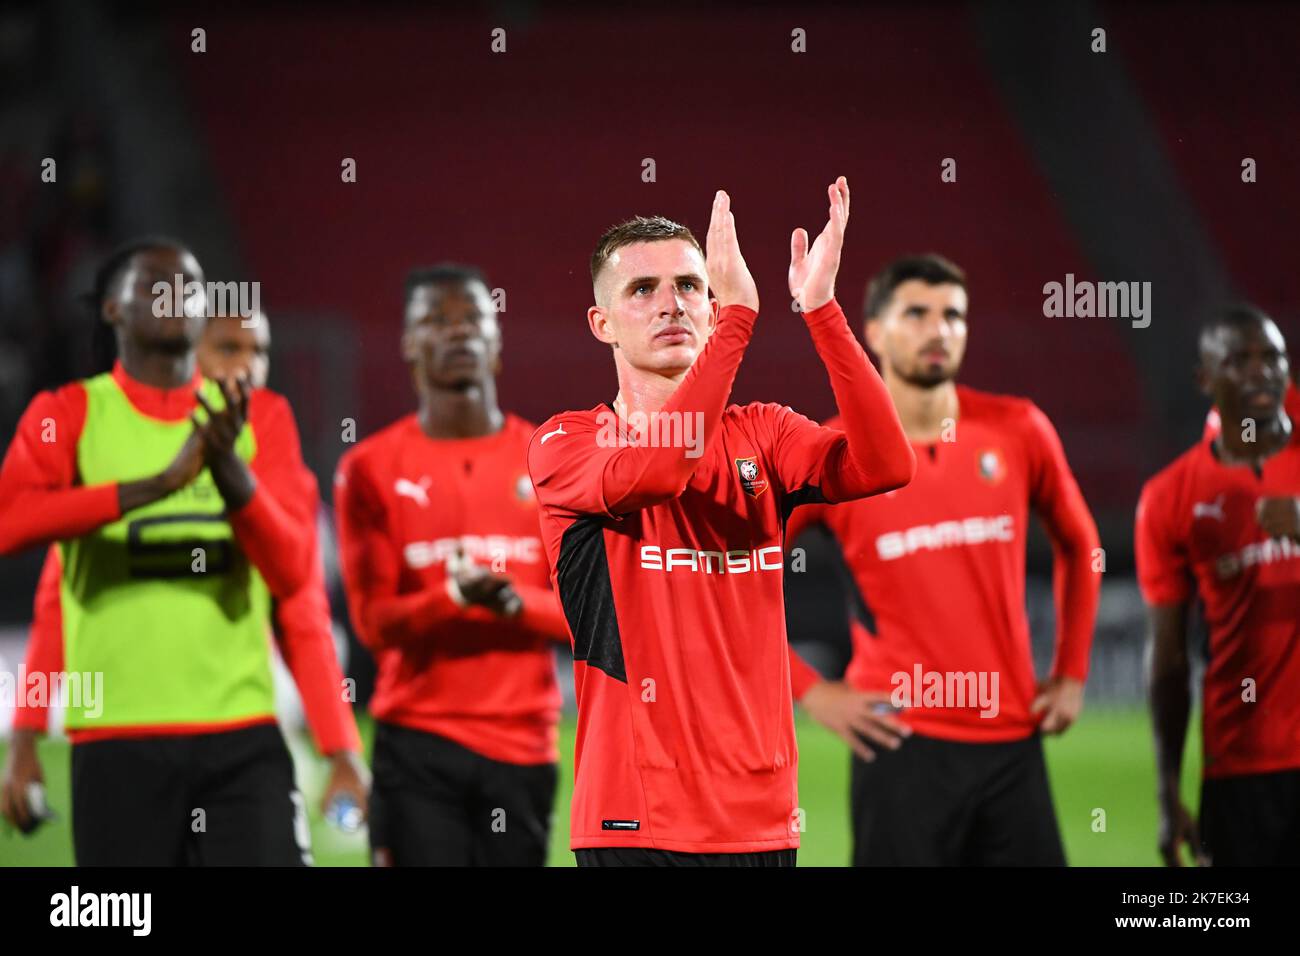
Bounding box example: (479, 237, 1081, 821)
(71, 722, 311, 866)
(1200, 767, 1300, 866)
(851, 731, 1065, 866)
(574, 848, 797, 867)
(368, 721, 557, 866)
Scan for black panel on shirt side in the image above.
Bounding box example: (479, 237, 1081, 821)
(780, 484, 827, 525)
(556, 515, 627, 683)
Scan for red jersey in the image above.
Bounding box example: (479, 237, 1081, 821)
(787, 386, 1101, 742)
(1135, 427, 1300, 779)
(528, 300, 915, 854)
(334, 413, 568, 766)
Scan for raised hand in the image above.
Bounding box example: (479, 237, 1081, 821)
(789, 175, 850, 312)
(193, 374, 251, 457)
(705, 190, 759, 312)
(193, 374, 255, 509)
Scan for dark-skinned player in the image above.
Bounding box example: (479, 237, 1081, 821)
(334, 264, 569, 866)
(3, 306, 367, 842)
(1138, 305, 1300, 866)
(0, 237, 324, 864)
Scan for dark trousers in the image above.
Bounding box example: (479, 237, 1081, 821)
(575, 847, 797, 867)
(1200, 767, 1300, 866)
(369, 721, 557, 866)
(851, 731, 1065, 866)
(71, 722, 310, 866)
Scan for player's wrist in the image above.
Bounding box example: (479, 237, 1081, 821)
(799, 295, 840, 320)
(1049, 670, 1085, 686)
(797, 679, 829, 706)
(716, 303, 759, 333)
(716, 296, 759, 315)
(121, 476, 167, 512)
(212, 454, 256, 510)
(327, 749, 366, 773)
(151, 468, 178, 496)
(1156, 776, 1183, 805)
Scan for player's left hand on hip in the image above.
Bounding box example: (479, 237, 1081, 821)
(789, 176, 850, 313)
(1031, 675, 1084, 735)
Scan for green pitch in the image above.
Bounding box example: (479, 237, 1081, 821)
(0, 708, 1200, 866)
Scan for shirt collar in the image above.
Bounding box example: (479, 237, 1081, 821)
(111, 360, 204, 422)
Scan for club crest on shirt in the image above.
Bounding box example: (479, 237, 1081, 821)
(515, 474, 535, 502)
(735, 456, 768, 498)
(976, 448, 1006, 484)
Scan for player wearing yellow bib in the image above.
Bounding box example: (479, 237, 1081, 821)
(0, 237, 321, 864)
